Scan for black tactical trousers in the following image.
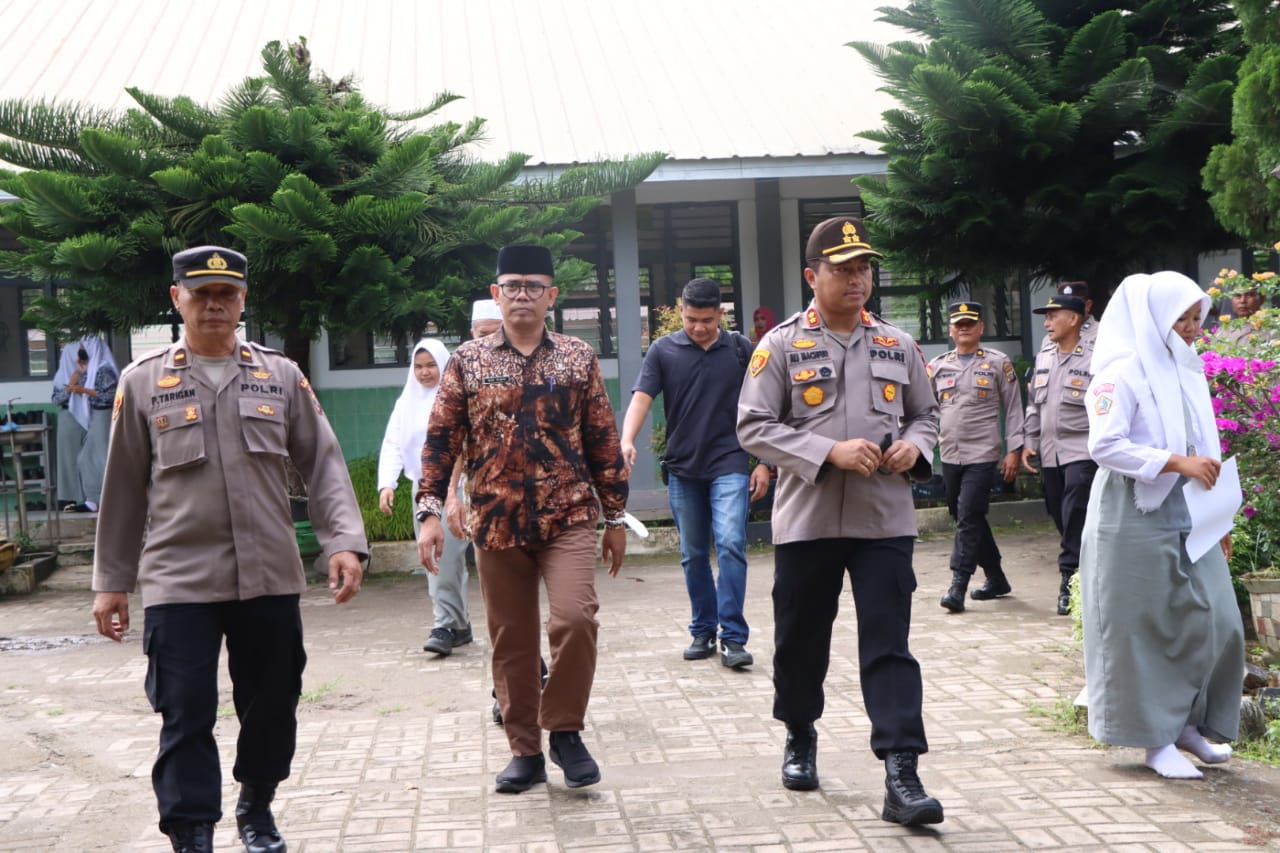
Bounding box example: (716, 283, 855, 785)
(772, 536, 927, 759)
(1040, 459, 1098, 571)
(942, 461, 1001, 575)
(143, 594, 305, 832)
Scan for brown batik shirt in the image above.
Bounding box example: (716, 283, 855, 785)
(417, 327, 628, 550)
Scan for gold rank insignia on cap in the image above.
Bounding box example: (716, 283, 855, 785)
(251, 370, 271, 380)
(883, 383, 897, 402)
(792, 369, 817, 382)
(155, 415, 170, 429)
(256, 404, 276, 416)
(184, 405, 198, 421)
(749, 350, 770, 377)
(156, 375, 181, 388)
(792, 339, 817, 349)
(803, 386, 824, 406)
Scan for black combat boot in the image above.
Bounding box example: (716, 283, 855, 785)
(939, 570, 969, 612)
(165, 822, 215, 853)
(970, 567, 1012, 600)
(882, 750, 944, 826)
(236, 783, 287, 853)
(1057, 570, 1075, 616)
(781, 723, 818, 791)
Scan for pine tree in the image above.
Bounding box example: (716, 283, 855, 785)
(1203, 0, 1280, 247)
(0, 40, 663, 372)
(850, 1, 1243, 296)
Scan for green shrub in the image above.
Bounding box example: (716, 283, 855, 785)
(346, 454, 414, 541)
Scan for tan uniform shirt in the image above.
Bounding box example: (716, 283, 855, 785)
(926, 347, 1024, 464)
(92, 338, 368, 607)
(737, 306, 939, 544)
(1023, 339, 1094, 466)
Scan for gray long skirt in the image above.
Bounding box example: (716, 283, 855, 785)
(1081, 468, 1243, 747)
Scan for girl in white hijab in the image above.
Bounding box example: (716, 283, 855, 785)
(1081, 271, 1243, 780)
(50, 336, 119, 511)
(377, 339, 471, 655)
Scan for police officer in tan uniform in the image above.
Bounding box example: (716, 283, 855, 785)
(1039, 281, 1097, 351)
(927, 302, 1024, 612)
(738, 216, 944, 826)
(1021, 293, 1096, 616)
(91, 246, 368, 853)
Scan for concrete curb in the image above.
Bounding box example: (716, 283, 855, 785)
(364, 499, 1053, 572)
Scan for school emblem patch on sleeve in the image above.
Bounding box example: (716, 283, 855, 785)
(1094, 395, 1113, 415)
(749, 350, 770, 377)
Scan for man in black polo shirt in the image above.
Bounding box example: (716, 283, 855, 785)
(621, 278, 771, 668)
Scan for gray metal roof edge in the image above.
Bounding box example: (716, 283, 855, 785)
(520, 153, 889, 184)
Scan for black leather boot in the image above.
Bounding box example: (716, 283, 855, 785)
(781, 723, 818, 791)
(166, 822, 215, 853)
(1057, 570, 1075, 616)
(970, 567, 1012, 600)
(236, 783, 287, 853)
(939, 570, 969, 612)
(882, 750, 944, 825)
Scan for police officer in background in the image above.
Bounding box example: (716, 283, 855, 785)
(92, 246, 369, 853)
(1022, 293, 1097, 616)
(1040, 281, 1097, 349)
(927, 302, 1024, 612)
(738, 216, 944, 826)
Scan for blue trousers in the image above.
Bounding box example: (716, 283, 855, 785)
(667, 471, 751, 645)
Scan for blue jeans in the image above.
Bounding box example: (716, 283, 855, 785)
(667, 471, 751, 645)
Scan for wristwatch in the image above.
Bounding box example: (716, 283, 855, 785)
(415, 496, 443, 522)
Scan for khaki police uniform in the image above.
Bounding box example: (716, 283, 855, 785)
(94, 339, 368, 603)
(1024, 337, 1096, 574)
(738, 304, 938, 756)
(926, 346, 1023, 579)
(93, 336, 367, 832)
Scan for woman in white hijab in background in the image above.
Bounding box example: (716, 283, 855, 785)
(1081, 271, 1242, 780)
(50, 336, 119, 512)
(377, 339, 472, 656)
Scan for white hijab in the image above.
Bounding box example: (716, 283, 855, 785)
(1092, 271, 1219, 511)
(52, 336, 118, 430)
(391, 338, 451, 481)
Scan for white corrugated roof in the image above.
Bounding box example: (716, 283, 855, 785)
(0, 0, 906, 167)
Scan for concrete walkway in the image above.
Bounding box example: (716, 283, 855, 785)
(1, 526, 1278, 851)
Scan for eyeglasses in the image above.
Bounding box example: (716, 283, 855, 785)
(498, 279, 549, 298)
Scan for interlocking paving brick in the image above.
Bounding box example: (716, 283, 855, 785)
(1, 528, 1277, 850)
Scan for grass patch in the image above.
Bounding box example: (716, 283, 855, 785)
(301, 679, 339, 704)
(217, 704, 235, 719)
(377, 704, 407, 716)
(1028, 694, 1089, 736)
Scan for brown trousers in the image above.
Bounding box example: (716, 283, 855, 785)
(477, 521, 600, 756)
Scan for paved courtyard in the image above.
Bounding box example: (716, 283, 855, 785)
(1, 525, 1278, 851)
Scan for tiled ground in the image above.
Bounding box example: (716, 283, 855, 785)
(1, 526, 1277, 851)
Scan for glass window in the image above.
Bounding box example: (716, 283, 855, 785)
(0, 282, 56, 380)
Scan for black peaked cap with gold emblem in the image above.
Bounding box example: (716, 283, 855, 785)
(948, 301, 983, 322)
(172, 245, 248, 290)
(805, 216, 884, 264)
